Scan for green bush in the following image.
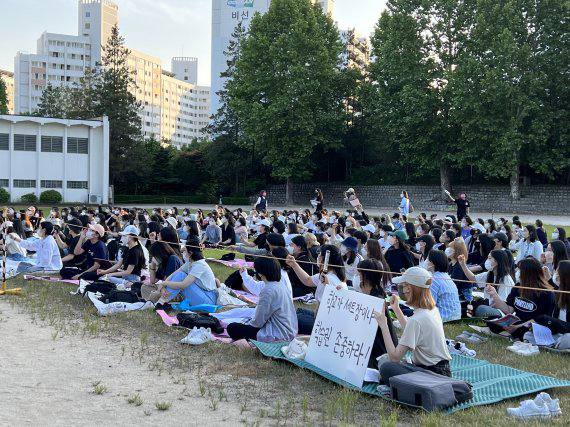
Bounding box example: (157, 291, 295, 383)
(20, 192, 38, 203)
(39, 190, 63, 204)
(0, 187, 9, 203)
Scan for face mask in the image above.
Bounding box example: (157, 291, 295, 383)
(380, 231, 385, 238)
(415, 242, 421, 252)
(120, 236, 129, 246)
(515, 270, 521, 283)
(552, 232, 559, 240)
(484, 259, 495, 271)
(311, 216, 317, 221)
(497, 221, 503, 227)
(183, 252, 190, 263)
(388, 236, 396, 246)
(361, 247, 367, 258)
(86, 230, 94, 239)
(273, 227, 278, 234)
(444, 247, 455, 258)
(340, 246, 349, 256)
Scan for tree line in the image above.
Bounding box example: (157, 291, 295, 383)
(20, 0, 569, 203)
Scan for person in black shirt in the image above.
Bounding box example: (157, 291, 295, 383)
(220, 214, 236, 245)
(288, 235, 318, 297)
(486, 257, 555, 340)
(444, 190, 470, 221)
(385, 230, 415, 273)
(97, 225, 146, 285)
(66, 223, 109, 280)
(57, 218, 86, 268)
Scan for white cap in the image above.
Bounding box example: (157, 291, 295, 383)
(120, 224, 140, 236)
(259, 219, 271, 228)
(277, 215, 286, 223)
(165, 216, 178, 228)
(392, 267, 432, 288)
(363, 224, 376, 233)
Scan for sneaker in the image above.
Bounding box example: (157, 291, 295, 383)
(507, 399, 551, 419)
(180, 327, 213, 345)
(534, 392, 561, 417)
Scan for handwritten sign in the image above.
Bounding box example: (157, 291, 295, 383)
(305, 286, 384, 388)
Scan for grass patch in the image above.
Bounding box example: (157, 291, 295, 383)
(155, 401, 172, 411)
(3, 248, 570, 425)
(127, 393, 143, 406)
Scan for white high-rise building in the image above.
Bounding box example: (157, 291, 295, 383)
(210, 0, 335, 115)
(172, 57, 198, 85)
(14, 0, 210, 147)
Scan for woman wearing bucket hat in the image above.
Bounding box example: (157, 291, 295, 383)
(375, 266, 452, 383)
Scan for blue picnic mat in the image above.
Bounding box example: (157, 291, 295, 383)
(251, 341, 570, 414)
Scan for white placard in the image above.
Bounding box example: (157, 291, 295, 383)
(305, 286, 384, 388)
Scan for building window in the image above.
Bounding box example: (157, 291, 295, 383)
(67, 137, 89, 154)
(13, 179, 36, 188)
(85, 23, 91, 29)
(13, 134, 36, 151)
(0, 179, 8, 187)
(85, 11, 90, 17)
(0, 133, 8, 150)
(41, 136, 63, 153)
(41, 180, 62, 189)
(67, 181, 88, 189)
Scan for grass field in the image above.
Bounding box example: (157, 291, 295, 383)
(2, 246, 569, 426)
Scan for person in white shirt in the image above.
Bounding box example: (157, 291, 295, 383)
(509, 224, 543, 263)
(0, 221, 28, 261)
(15, 222, 63, 272)
(375, 267, 452, 383)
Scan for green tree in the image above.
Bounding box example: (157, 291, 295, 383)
(229, 0, 345, 203)
(36, 83, 68, 118)
(0, 75, 8, 114)
(95, 25, 144, 190)
(66, 67, 101, 120)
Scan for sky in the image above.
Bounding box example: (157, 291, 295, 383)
(0, 0, 387, 86)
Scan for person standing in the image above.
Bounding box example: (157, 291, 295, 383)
(399, 190, 411, 216)
(312, 188, 324, 213)
(444, 190, 470, 221)
(254, 190, 268, 212)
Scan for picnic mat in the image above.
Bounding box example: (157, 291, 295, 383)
(251, 341, 570, 414)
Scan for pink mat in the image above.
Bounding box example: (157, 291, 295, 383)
(24, 275, 80, 285)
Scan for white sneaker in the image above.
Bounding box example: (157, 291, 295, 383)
(534, 392, 561, 417)
(507, 399, 551, 419)
(180, 327, 213, 345)
(508, 342, 540, 356)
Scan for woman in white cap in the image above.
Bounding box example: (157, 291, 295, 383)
(375, 266, 452, 383)
(97, 225, 146, 285)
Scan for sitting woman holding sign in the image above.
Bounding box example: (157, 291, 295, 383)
(375, 266, 452, 383)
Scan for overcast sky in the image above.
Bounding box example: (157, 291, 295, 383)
(0, 0, 386, 85)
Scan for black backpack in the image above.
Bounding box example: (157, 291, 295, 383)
(101, 289, 140, 304)
(176, 312, 224, 334)
(84, 280, 116, 295)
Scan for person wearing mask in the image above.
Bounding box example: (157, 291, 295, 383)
(444, 190, 470, 221)
(234, 217, 249, 244)
(460, 216, 473, 240)
(64, 223, 108, 280)
(1, 221, 27, 261)
(509, 225, 544, 263)
(425, 250, 461, 322)
(220, 214, 236, 246)
(487, 258, 555, 340)
(148, 241, 183, 285)
(391, 213, 404, 231)
(412, 234, 434, 268)
(288, 235, 318, 297)
(541, 240, 569, 274)
(15, 222, 63, 273)
(375, 267, 452, 382)
(97, 225, 145, 285)
(254, 190, 268, 212)
(341, 237, 364, 289)
(156, 236, 218, 306)
(384, 230, 415, 274)
(492, 232, 516, 272)
(227, 257, 297, 342)
(202, 217, 222, 246)
(398, 190, 411, 216)
(357, 259, 398, 368)
(364, 239, 392, 292)
(457, 250, 514, 318)
(551, 227, 570, 254)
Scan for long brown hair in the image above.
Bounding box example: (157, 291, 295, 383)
(366, 239, 392, 287)
(406, 284, 436, 310)
(519, 258, 553, 299)
(556, 260, 570, 311)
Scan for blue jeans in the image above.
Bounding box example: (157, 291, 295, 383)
(475, 304, 502, 318)
(164, 271, 217, 305)
(7, 253, 28, 262)
(108, 274, 140, 285)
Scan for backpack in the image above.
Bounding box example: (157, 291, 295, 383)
(389, 371, 472, 411)
(176, 312, 224, 334)
(101, 289, 140, 304)
(83, 280, 116, 295)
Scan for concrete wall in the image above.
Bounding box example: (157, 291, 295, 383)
(261, 183, 570, 215)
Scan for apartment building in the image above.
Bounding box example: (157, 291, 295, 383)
(13, 0, 210, 147)
(0, 70, 15, 114)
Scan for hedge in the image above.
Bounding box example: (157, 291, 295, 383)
(20, 193, 38, 203)
(40, 190, 63, 204)
(0, 188, 9, 203)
